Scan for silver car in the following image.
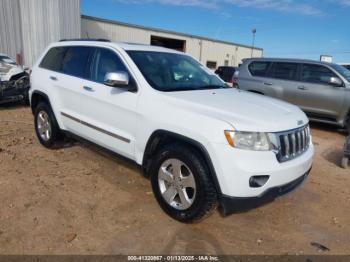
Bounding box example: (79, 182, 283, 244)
(237, 58, 350, 132)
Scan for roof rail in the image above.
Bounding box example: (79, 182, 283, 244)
(59, 38, 111, 42)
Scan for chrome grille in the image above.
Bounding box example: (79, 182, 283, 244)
(277, 125, 310, 162)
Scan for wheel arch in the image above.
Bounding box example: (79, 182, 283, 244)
(345, 109, 350, 131)
(30, 91, 52, 114)
(142, 130, 222, 194)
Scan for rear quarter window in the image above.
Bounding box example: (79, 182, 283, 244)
(40, 47, 68, 72)
(248, 61, 271, 77)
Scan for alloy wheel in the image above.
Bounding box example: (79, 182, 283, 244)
(37, 111, 52, 142)
(158, 158, 196, 210)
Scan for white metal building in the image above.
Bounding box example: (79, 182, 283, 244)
(81, 15, 263, 69)
(0, 0, 81, 67)
(0, 0, 262, 68)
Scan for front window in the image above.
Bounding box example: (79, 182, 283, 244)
(127, 51, 226, 92)
(330, 64, 350, 82)
(301, 64, 338, 85)
(90, 48, 128, 83)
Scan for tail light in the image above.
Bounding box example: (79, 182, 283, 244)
(232, 70, 239, 86)
(16, 53, 22, 65)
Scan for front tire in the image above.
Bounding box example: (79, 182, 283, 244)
(150, 143, 217, 223)
(34, 102, 62, 148)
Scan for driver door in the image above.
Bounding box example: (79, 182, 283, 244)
(78, 47, 140, 160)
(295, 63, 345, 119)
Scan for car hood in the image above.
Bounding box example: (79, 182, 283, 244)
(161, 88, 308, 132)
(0, 63, 23, 81)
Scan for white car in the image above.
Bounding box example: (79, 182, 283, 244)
(0, 53, 30, 104)
(29, 39, 314, 223)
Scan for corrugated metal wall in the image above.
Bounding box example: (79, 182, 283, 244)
(0, 0, 22, 61)
(81, 16, 263, 67)
(19, 0, 81, 66)
(0, 0, 81, 67)
(1, 0, 261, 67)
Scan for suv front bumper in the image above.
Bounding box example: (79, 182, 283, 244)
(0, 77, 30, 104)
(206, 141, 314, 215)
(219, 168, 311, 215)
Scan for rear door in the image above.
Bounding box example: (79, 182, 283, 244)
(77, 47, 139, 159)
(52, 46, 94, 133)
(37, 46, 94, 132)
(238, 61, 272, 94)
(266, 62, 299, 103)
(295, 63, 345, 119)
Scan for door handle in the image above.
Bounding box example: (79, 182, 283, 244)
(83, 86, 94, 92)
(298, 86, 308, 90)
(263, 82, 273, 86)
(50, 76, 57, 81)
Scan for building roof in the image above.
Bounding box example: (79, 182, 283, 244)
(243, 57, 339, 66)
(81, 15, 263, 51)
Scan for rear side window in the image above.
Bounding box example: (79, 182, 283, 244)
(301, 64, 337, 84)
(90, 48, 128, 83)
(40, 47, 67, 71)
(61, 46, 92, 78)
(270, 62, 298, 80)
(248, 61, 271, 77)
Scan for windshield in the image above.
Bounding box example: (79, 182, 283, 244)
(330, 64, 350, 82)
(0, 55, 16, 65)
(127, 51, 226, 92)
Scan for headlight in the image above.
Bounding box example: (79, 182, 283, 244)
(224, 131, 278, 151)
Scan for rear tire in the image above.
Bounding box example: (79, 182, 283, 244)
(150, 143, 217, 223)
(34, 102, 63, 148)
(341, 157, 349, 169)
(345, 116, 350, 134)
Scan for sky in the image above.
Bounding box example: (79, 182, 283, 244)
(81, 0, 350, 63)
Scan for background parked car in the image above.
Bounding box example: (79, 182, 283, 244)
(237, 58, 350, 132)
(215, 66, 237, 84)
(340, 63, 350, 71)
(0, 54, 30, 105)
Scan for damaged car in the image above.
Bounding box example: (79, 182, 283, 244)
(0, 54, 30, 105)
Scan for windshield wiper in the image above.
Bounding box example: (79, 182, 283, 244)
(163, 87, 198, 92)
(162, 85, 228, 92)
(196, 85, 229, 90)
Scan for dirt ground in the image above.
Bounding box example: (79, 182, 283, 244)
(0, 104, 349, 255)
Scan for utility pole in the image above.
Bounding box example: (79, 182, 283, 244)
(251, 28, 257, 58)
(199, 40, 203, 62)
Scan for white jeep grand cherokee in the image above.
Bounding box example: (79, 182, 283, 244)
(29, 39, 314, 223)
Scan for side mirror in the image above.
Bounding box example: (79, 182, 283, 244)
(104, 71, 129, 87)
(329, 77, 343, 87)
